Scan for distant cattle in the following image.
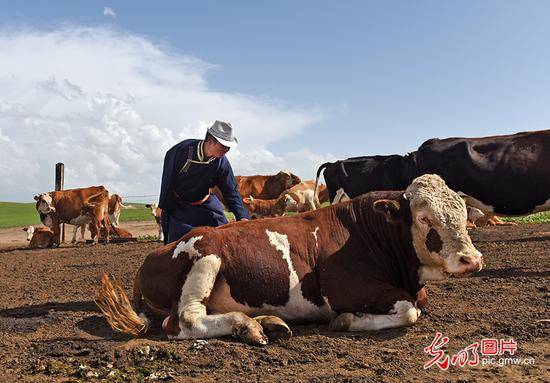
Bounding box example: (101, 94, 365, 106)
(108, 194, 128, 227)
(236, 171, 301, 200)
(242, 194, 297, 219)
(145, 203, 163, 241)
(466, 207, 517, 229)
(34, 186, 111, 246)
(317, 130, 550, 217)
(284, 180, 328, 212)
(213, 171, 302, 208)
(99, 225, 133, 239)
(22, 226, 54, 249)
(96, 174, 482, 345)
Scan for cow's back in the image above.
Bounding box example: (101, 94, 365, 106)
(418, 130, 550, 214)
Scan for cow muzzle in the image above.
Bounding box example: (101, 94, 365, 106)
(454, 252, 483, 276)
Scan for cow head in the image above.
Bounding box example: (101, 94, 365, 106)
(34, 193, 56, 214)
(145, 203, 158, 217)
(374, 174, 483, 281)
(277, 170, 301, 188)
(23, 226, 35, 241)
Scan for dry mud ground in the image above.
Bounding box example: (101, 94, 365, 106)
(0, 222, 548, 382)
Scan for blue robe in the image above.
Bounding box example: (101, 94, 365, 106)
(158, 139, 250, 244)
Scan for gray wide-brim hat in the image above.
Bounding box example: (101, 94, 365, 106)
(207, 120, 238, 148)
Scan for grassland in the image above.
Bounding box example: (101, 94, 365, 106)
(1, 201, 548, 229)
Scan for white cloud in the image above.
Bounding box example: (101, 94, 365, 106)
(103, 7, 117, 19)
(0, 25, 334, 202)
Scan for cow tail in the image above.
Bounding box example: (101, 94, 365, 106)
(94, 274, 147, 336)
(314, 163, 329, 208)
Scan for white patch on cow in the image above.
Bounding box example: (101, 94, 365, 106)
(171, 254, 265, 342)
(418, 266, 446, 284)
(37, 193, 55, 214)
(458, 192, 495, 213)
(534, 198, 550, 213)
(312, 227, 320, 248)
(24, 226, 35, 241)
(343, 300, 420, 331)
(265, 230, 333, 321)
(173, 235, 204, 260)
(333, 188, 350, 204)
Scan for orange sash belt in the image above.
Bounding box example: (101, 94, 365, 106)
(188, 193, 210, 206)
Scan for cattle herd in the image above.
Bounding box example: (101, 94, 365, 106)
(25, 129, 549, 345)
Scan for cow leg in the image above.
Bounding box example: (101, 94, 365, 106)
(167, 255, 268, 345)
(254, 315, 292, 340)
(103, 214, 110, 244)
(158, 223, 164, 242)
(71, 225, 79, 243)
(329, 299, 420, 332)
(80, 224, 86, 240)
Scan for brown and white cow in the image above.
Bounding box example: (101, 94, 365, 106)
(108, 194, 128, 227)
(283, 180, 329, 212)
(242, 194, 297, 219)
(98, 225, 133, 239)
(145, 203, 163, 242)
(96, 174, 482, 345)
(22, 226, 55, 249)
(466, 206, 517, 229)
(34, 186, 111, 246)
(236, 171, 301, 200)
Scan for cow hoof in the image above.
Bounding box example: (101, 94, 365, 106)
(52, 243, 60, 249)
(233, 320, 268, 345)
(254, 316, 292, 341)
(329, 313, 355, 332)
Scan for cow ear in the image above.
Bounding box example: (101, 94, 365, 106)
(33, 195, 40, 201)
(243, 197, 252, 205)
(22, 228, 28, 231)
(373, 199, 402, 223)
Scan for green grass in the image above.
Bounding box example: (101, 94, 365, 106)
(501, 211, 550, 224)
(0, 202, 42, 228)
(0, 202, 155, 229)
(2, 200, 548, 229)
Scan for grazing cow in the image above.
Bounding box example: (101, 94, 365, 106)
(242, 194, 297, 219)
(109, 194, 128, 227)
(316, 130, 550, 217)
(22, 226, 54, 249)
(34, 186, 111, 246)
(96, 174, 482, 345)
(145, 203, 163, 242)
(284, 181, 328, 212)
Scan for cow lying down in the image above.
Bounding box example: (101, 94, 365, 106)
(96, 174, 483, 345)
(23, 226, 55, 249)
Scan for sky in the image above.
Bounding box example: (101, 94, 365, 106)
(1, 1, 550, 202)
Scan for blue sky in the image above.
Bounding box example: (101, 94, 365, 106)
(1, 1, 549, 201)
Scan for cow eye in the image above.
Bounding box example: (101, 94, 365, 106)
(418, 215, 432, 227)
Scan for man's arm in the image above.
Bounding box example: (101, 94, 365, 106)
(217, 158, 250, 220)
(158, 145, 177, 212)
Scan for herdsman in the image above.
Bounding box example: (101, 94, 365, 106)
(158, 121, 250, 244)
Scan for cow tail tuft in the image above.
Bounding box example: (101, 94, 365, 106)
(94, 274, 147, 336)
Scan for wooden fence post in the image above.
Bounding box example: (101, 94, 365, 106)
(55, 163, 65, 243)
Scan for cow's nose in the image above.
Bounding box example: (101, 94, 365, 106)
(459, 255, 483, 272)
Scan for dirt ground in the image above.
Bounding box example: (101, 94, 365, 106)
(0, 222, 548, 382)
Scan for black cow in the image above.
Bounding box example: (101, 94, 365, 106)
(315, 154, 418, 203)
(316, 130, 550, 216)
